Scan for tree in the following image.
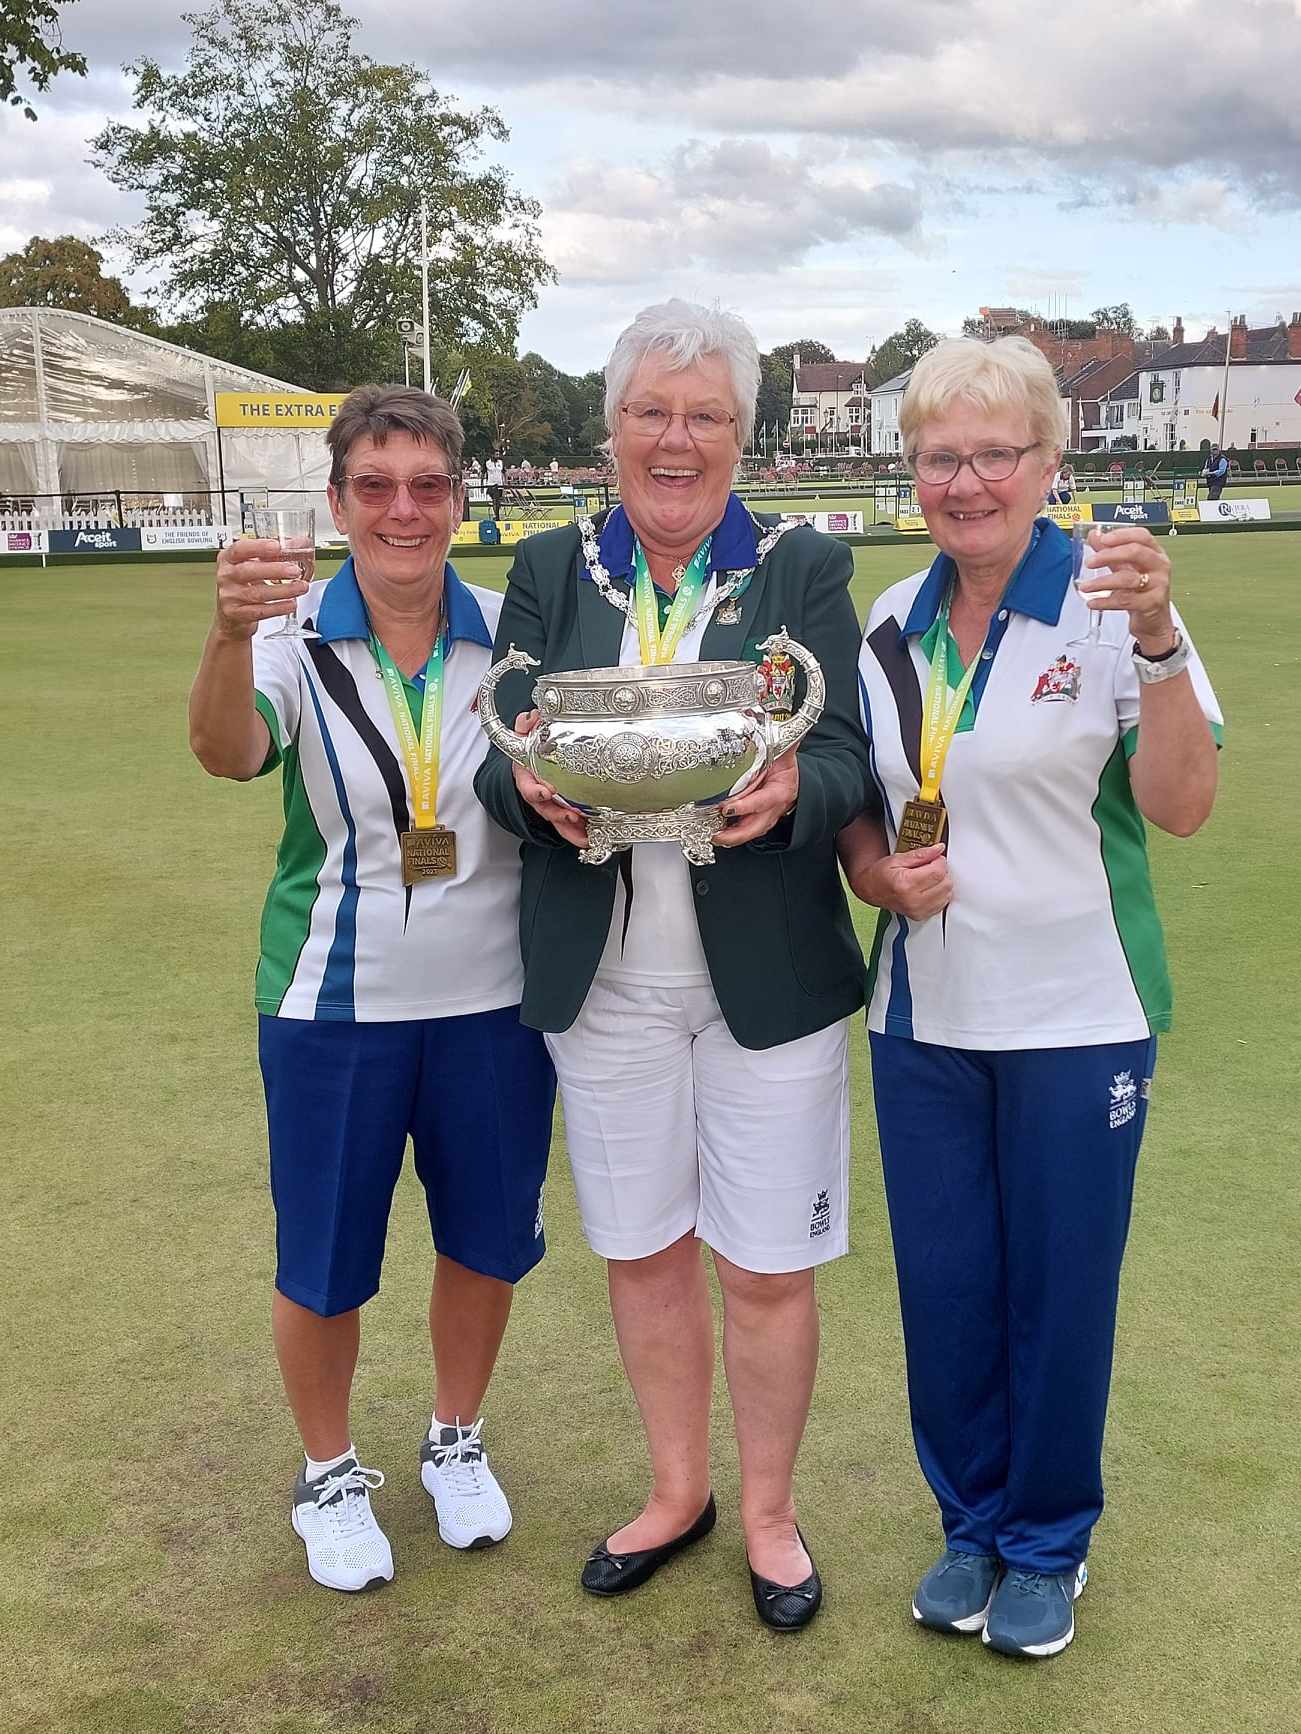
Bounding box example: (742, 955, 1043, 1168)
(1090, 303, 1136, 336)
(769, 339, 835, 370)
(1145, 323, 1170, 343)
(755, 352, 792, 440)
(1, 0, 85, 120)
(868, 317, 939, 387)
(0, 234, 156, 327)
(90, 0, 552, 390)
(468, 352, 551, 459)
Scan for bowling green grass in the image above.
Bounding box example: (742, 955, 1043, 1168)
(2, 535, 1296, 1734)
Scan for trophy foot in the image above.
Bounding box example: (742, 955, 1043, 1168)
(576, 806, 722, 866)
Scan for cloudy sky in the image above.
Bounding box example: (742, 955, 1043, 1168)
(2, 0, 1299, 371)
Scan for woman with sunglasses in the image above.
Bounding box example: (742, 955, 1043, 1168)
(475, 301, 869, 1630)
(839, 337, 1221, 1659)
(188, 385, 555, 1595)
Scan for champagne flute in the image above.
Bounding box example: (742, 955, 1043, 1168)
(1067, 521, 1119, 655)
(253, 507, 319, 640)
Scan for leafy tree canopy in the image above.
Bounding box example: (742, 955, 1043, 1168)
(0, 234, 155, 327)
(1, 0, 85, 120)
(90, 0, 553, 390)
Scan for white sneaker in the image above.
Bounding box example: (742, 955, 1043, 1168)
(290, 1457, 394, 1592)
(420, 1418, 512, 1549)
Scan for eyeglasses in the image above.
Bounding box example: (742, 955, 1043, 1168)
(619, 403, 739, 443)
(910, 444, 1041, 485)
(343, 471, 461, 505)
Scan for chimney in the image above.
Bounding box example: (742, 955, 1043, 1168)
(1172, 315, 1184, 345)
(793, 350, 802, 376)
(1288, 313, 1301, 362)
(1229, 315, 1248, 360)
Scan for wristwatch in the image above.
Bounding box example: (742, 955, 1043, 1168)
(1133, 630, 1191, 683)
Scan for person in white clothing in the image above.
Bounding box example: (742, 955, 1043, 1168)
(839, 337, 1221, 1659)
(189, 386, 554, 1593)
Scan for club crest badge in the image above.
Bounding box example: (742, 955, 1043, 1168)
(1109, 1070, 1138, 1130)
(756, 649, 797, 720)
(1031, 653, 1083, 703)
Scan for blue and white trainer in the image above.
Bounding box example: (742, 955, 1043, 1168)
(912, 1549, 1001, 1633)
(982, 1562, 1088, 1658)
(290, 1457, 394, 1592)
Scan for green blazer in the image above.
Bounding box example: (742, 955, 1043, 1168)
(474, 510, 870, 1049)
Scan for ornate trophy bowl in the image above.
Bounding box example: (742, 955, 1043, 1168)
(477, 630, 824, 866)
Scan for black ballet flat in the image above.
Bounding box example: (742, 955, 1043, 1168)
(748, 1529, 823, 1631)
(580, 1494, 717, 1596)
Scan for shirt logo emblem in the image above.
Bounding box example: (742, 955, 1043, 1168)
(1031, 654, 1082, 704)
(809, 1189, 831, 1239)
(1109, 1070, 1138, 1130)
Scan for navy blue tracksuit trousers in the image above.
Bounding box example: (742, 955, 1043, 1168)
(871, 1031, 1156, 1574)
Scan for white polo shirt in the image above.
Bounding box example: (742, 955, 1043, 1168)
(857, 519, 1223, 1050)
(251, 557, 524, 1021)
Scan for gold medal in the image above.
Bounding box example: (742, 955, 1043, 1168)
(400, 825, 457, 883)
(896, 797, 947, 852)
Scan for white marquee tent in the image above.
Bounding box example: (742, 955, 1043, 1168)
(0, 307, 333, 527)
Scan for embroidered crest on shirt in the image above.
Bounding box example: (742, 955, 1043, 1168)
(1109, 1071, 1138, 1130)
(1031, 654, 1082, 704)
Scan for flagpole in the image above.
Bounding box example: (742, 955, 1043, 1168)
(1217, 312, 1231, 447)
(420, 199, 432, 394)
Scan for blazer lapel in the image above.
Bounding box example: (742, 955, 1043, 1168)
(576, 570, 628, 671)
(700, 560, 774, 665)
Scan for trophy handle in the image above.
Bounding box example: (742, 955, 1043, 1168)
(476, 645, 542, 769)
(726, 715, 773, 799)
(758, 627, 825, 757)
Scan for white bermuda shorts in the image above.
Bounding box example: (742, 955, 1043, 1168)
(545, 974, 851, 1273)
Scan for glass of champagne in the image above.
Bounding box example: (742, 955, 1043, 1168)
(1068, 520, 1119, 656)
(253, 506, 319, 640)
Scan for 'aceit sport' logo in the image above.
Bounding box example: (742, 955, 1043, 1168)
(1109, 1071, 1138, 1130)
(75, 530, 118, 549)
(809, 1189, 831, 1239)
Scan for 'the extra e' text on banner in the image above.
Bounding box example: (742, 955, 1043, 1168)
(213, 392, 347, 428)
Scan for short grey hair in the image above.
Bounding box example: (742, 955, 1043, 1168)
(604, 299, 760, 447)
(900, 336, 1067, 459)
(326, 384, 464, 487)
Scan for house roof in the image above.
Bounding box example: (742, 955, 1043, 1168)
(1062, 353, 1147, 401)
(793, 361, 869, 392)
(872, 367, 914, 394)
(1140, 325, 1299, 369)
(1103, 371, 1139, 402)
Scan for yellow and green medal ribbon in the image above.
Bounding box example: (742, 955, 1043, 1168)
(371, 629, 445, 827)
(918, 586, 980, 804)
(631, 535, 713, 664)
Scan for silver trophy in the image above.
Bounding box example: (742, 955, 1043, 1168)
(477, 630, 824, 866)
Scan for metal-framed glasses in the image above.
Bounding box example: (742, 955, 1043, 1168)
(910, 443, 1041, 485)
(619, 403, 739, 443)
(344, 471, 461, 505)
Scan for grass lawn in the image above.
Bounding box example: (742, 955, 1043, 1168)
(3, 536, 1298, 1734)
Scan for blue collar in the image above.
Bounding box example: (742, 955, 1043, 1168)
(593, 492, 760, 582)
(898, 518, 1072, 642)
(315, 554, 492, 651)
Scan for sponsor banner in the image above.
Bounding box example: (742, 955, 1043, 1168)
(214, 391, 347, 428)
(141, 524, 222, 550)
(0, 528, 46, 553)
(894, 513, 930, 533)
(1092, 501, 1171, 527)
(48, 527, 143, 553)
(783, 511, 866, 535)
(451, 517, 569, 547)
(1172, 506, 1200, 524)
(1198, 498, 1271, 523)
(1044, 503, 1094, 528)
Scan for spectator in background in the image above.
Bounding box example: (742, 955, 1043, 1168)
(485, 453, 505, 521)
(1202, 444, 1229, 500)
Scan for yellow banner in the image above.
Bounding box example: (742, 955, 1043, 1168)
(451, 517, 570, 547)
(214, 392, 347, 428)
(1044, 504, 1094, 528)
(1172, 506, 1200, 524)
(893, 513, 930, 533)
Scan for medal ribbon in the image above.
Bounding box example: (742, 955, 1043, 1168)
(631, 535, 713, 664)
(918, 586, 981, 804)
(371, 628, 445, 828)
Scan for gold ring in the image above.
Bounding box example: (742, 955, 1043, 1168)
(1137, 573, 1150, 590)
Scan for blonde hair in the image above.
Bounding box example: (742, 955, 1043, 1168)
(900, 336, 1066, 459)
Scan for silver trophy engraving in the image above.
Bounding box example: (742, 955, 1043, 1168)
(477, 630, 824, 866)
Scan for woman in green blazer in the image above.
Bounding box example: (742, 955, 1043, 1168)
(475, 299, 868, 1630)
